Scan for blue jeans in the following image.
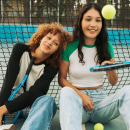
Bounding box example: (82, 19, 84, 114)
(21, 95, 57, 130)
(58, 86, 130, 130)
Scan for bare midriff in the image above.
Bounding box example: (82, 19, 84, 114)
(74, 85, 103, 90)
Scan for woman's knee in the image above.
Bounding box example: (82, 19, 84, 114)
(32, 95, 56, 108)
(60, 87, 82, 105)
(60, 87, 76, 98)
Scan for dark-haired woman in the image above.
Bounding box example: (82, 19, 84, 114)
(0, 23, 73, 130)
(58, 3, 130, 130)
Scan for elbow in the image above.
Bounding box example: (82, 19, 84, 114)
(110, 76, 118, 86)
(58, 77, 63, 87)
(111, 81, 117, 86)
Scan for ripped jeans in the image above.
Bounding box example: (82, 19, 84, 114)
(58, 86, 130, 130)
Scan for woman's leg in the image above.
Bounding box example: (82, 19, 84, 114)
(90, 85, 130, 130)
(21, 95, 57, 130)
(58, 87, 83, 130)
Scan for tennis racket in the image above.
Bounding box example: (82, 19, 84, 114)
(90, 61, 130, 72)
(3, 56, 36, 124)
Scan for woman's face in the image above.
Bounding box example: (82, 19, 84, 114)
(81, 8, 102, 41)
(40, 32, 61, 56)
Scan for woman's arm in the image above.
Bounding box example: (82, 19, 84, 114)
(58, 59, 94, 111)
(0, 43, 23, 107)
(101, 57, 118, 86)
(4, 63, 58, 114)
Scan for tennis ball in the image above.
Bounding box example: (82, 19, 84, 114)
(94, 123, 104, 130)
(101, 4, 116, 20)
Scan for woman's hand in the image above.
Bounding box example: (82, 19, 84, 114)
(81, 92, 94, 111)
(101, 58, 118, 86)
(0, 107, 4, 126)
(0, 105, 8, 125)
(0, 114, 3, 126)
(101, 60, 113, 65)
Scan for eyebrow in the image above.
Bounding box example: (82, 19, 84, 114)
(85, 16, 101, 18)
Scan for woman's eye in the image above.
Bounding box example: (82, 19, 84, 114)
(54, 42, 58, 46)
(47, 36, 51, 39)
(86, 19, 91, 21)
(96, 20, 101, 22)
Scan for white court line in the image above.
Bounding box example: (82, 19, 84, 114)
(0, 67, 7, 73)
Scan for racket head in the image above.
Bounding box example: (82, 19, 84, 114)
(90, 62, 130, 72)
(3, 89, 30, 124)
(3, 90, 23, 124)
(4, 111, 21, 124)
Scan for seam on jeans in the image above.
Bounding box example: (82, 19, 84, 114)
(47, 101, 56, 130)
(90, 100, 119, 121)
(94, 100, 118, 111)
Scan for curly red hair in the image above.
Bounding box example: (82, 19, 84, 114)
(27, 22, 73, 68)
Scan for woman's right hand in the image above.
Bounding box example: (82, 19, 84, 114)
(0, 105, 8, 125)
(81, 92, 94, 111)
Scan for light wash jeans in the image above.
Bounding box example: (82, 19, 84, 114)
(21, 95, 57, 130)
(58, 86, 130, 130)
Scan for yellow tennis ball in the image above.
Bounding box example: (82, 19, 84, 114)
(101, 4, 116, 20)
(94, 123, 104, 130)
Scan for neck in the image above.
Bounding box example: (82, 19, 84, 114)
(84, 37, 96, 45)
(31, 48, 50, 64)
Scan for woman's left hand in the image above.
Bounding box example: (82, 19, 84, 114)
(101, 58, 118, 86)
(101, 60, 114, 65)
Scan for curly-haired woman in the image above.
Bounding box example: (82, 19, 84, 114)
(58, 3, 129, 130)
(0, 23, 73, 130)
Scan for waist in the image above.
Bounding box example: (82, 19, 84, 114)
(74, 85, 103, 90)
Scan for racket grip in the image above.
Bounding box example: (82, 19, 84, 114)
(90, 66, 99, 72)
(26, 56, 36, 75)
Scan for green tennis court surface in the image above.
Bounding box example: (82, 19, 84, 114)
(14, 110, 127, 130)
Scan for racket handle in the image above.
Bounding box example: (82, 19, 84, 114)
(26, 56, 36, 75)
(90, 66, 99, 72)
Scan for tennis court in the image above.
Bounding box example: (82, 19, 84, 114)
(0, 0, 130, 129)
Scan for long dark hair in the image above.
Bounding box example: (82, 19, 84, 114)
(73, 3, 111, 65)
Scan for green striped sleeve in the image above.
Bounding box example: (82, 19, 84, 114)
(61, 45, 70, 62)
(61, 39, 79, 62)
(108, 41, 114, 59)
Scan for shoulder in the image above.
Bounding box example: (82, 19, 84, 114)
(108, 41, 114, 59)
(41, 62, 59, 78)
(108, 41, 113, 48)
(62, 39, 79, 62)
(45, 62, 59, 71)
(11, 43, 30, 60)
(65, 39, 79, 50)
(13, 43, 29, 51)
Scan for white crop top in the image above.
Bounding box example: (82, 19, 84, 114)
(61, 39, 114, 87)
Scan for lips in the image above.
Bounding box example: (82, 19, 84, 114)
(88, 29, 97, 32)
(44, 44, 50, 49)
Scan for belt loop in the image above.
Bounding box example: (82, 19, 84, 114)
(95, 89, 98, 92)
(86, 89, 89, 95)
